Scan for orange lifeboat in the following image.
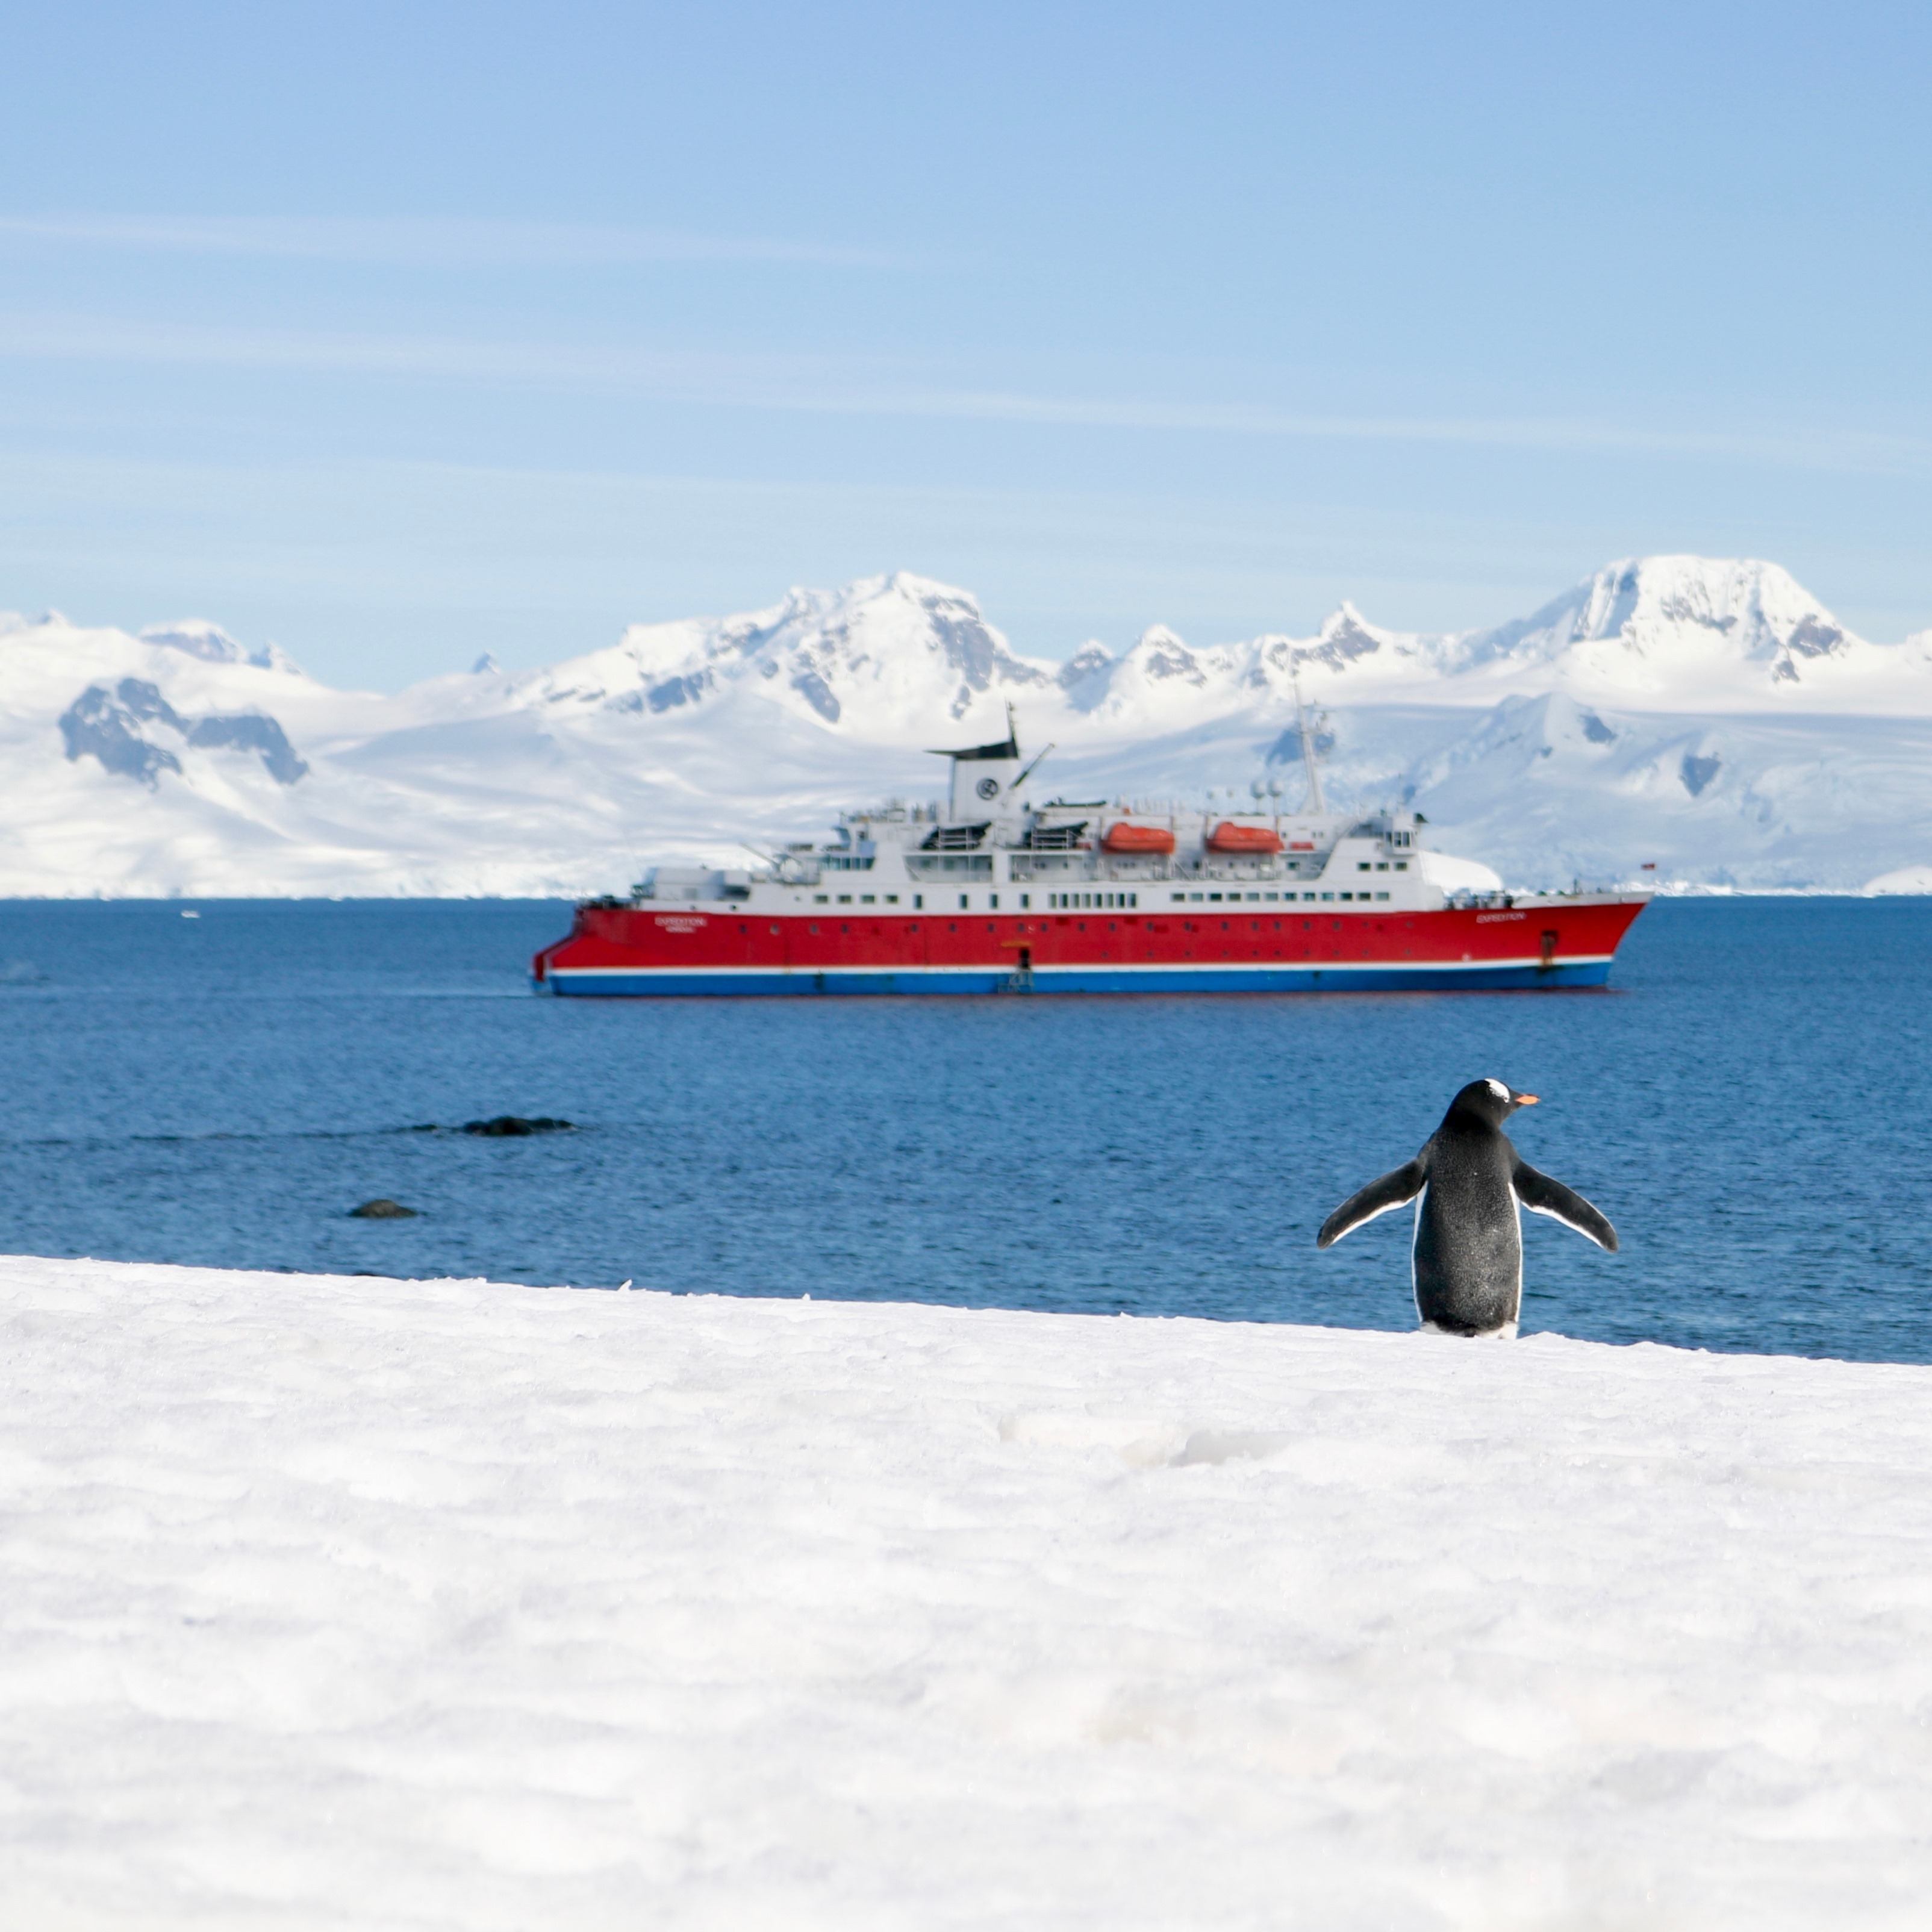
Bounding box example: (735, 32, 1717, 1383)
(1103, 821, 1177, 855)
(1206, 820, 1284, 855)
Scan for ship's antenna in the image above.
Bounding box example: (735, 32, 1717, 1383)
(1011, 743, 1056, 791)
(1292, 677, 1326, 815)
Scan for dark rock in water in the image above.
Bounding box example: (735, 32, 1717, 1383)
(462, 1115, 574, 1137)
(350, 1198, 419, 1218)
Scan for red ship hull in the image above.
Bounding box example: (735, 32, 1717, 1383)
(534, 896, 1648, 996)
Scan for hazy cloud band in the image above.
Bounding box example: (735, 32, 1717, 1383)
(0, 311, 1921, 477)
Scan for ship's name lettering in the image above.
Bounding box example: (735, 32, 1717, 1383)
(1474, 911, 1527, 923)
(655, 915, 708, 933)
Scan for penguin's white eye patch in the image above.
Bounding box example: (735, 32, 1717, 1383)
(1486, 1078, 1509, 1100)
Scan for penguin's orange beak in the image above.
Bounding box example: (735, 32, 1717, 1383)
(1516, 1092, 1540, 1106)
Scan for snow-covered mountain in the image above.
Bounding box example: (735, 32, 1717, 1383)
(5, 556, 1931, 897)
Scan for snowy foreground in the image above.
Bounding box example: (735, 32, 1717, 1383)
(6, 1257, 1932, 1930)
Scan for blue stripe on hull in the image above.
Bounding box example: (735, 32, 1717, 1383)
(541, 961, 1615, 997)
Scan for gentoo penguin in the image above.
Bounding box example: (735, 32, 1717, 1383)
(1317, 1077, 1617, 1338)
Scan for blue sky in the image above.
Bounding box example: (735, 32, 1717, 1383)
(3, 1, 1928, 687)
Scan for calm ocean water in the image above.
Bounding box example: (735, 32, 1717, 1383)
(0, 896, 1927, 1362)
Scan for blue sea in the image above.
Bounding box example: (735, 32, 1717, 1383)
(1, 896, 1927, 1362)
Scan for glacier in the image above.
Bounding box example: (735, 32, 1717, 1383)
(3, 554, 1930, 897)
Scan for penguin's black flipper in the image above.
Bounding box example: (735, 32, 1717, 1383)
(1513, 1161, 1618, 1251)
(1317, 1160, 1426, 1248)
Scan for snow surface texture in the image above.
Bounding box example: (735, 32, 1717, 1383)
(6, 1254, 1932, 1930)
(5, 556, 1932, 896)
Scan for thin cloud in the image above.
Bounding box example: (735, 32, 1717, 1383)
(0, 310, 1924, 478)
(0, 211, 916, 270)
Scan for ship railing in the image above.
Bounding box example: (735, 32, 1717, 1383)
(1006, 855, 1309, 886)
(907, 853, 994, 880)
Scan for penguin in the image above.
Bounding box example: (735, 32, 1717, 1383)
(1317, 1077, 1617, 1338)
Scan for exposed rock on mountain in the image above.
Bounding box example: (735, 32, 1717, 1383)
(58, 678, 308, 787)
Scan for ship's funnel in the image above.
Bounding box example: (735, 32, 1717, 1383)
(929, 705, 1028, 820)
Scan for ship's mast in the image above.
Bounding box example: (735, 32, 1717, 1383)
(1292, 679, 1326, 815)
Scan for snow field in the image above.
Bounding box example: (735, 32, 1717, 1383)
(4, 1255, 1932, 1928)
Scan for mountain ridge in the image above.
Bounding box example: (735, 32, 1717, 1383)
(2, 556, 1929, 898)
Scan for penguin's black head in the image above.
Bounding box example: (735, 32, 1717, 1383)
(1450, 1077, 1539, 1128)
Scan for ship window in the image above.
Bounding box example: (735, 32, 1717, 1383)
(1376, 892, 1390, 901)
(885, 894, 899, 904)
(815, 894, 829, 903)
(914, 894, 923, 908)
(990, 894, 999, 909)
(1189, 893, 1203, 902)
(1171, 893, 1185, 903)
(1130, 894, 1138, 907)
(1321, 893, 1335, 902)
(1357, 862, 1371, 872)
(1209, 893, 1222, 902)
(1020, 894, 1030, 908)
(1303, 893, 1317, 902)
(861, 894, 875, 903)
(1265, 892, 1278, 901)
(1395, 862, 1408, 871)
(959, 894, 969, 909)
(838, 894, 852, 903)
(1376, 862, 1389, 871)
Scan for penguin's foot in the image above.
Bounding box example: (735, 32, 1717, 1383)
(1419, 1320, 1519, 1341)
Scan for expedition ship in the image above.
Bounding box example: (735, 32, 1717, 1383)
(532, 714, 1648, 996)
